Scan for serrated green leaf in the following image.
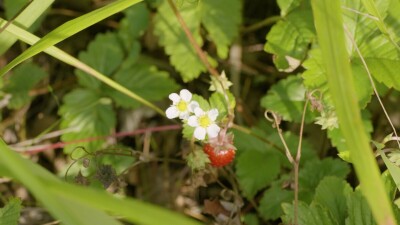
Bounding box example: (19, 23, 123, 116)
(186, 147, 210, 170)
(0, 198, 21, 225)
(154, 0, 206, 82)
(76, 33, 124, 90)
(3, 62, 47, 109)
(261, 75, 316, 122)
(345, 190, 376, 225)
(313, 177, 352, 225)
(59, 89, 116, 154)
(282, 202, 337, 225)
(107, 63, 179, 109)
(259, 185, 294, 220)
(299, 158, 350, 194)
(264, 2, 314, 71)
(118, 2, 149, 50)
(209, 91, 235, 121)
(199, 0, 241, 58)
(236, 150, 280, 198)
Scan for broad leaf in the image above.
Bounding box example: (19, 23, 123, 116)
(313, 177, 352, 225)
(59, 89, 116, 154)
(345, 191, 376, 225)
(236, 150, 280, 198)
(261, 75, 316, 122)
(154, 0, 205, 82)
(76, 33, 124, 90)
(259, 185, 294, 220)
(299, 158, 350, 195)
(282, 202, 337, 225)
(199, 0, 241, 58)
(264, 1, 314, 71)
(0, 198, 21, 225)
(107, 63, 179, 109)
(3, 62, 47, 109)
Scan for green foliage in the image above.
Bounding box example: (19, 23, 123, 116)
(235, 150, 280, 198)
(108, 63, 179, 109)
(345, 191, 376, 225)
(59, 89, 116, 154)
(198, 0, 241, 58)
(75, 33, 124, 89)
(154, 1, 205, 82)
(299, 158, 350, 195)
(0, 198, 21, 225)
(154, 0, 241, 81)
(282, 202, 337, 225)
(118, 3, 149, 49)
(3, 62, 47, 109)
(264, 1, 314, 71)
(261, 75, 316, 122)
(259, 184, 294, 220)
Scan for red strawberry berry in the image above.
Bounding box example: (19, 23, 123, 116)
(203, 143, 236, 167)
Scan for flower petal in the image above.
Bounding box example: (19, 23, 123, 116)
(169, 93, 180, 104)
(207, 124, 220, 138)
(188, 101, 199, 112)
(166, 106, 179, 119)
(194, 107, 204, 117)
(194, 127, 206, 140)
(180, 89, 192, 102)
(208, 109, 219, 121)
(187, 116, 199, 127)
(179, 111, 190, 120)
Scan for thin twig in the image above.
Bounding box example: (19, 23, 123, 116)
(241, 15, 281, 33)
(11, 125, 182, 153)
(343, 25, 400, 149)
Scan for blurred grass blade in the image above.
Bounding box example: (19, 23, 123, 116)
(0, 0, 142, 76)
(310, 0, 395, 225)
(0, 0, 54, 54)
(0, 17, 165, 116)
(0, 139, 201, 225)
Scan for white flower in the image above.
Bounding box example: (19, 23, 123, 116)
(166, 89, 199, 120)
(188, 107, 220, 140)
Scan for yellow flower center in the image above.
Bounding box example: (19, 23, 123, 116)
(199, 115, 211, 128)
(177, 100, 188, 112)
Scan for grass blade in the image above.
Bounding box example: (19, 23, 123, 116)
(0, 0, 142, 76)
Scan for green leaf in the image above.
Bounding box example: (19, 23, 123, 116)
(0, 198, 21, 225)
(243, 213, 260, 225)
(59, 89, 116, 154)
(282, 202, 337, 225)
(236, 150, 280, 198)
(182, 123, 195, 140)
(118, 2, 149, 49)
(264, 1, 314, 71)
(107, 63, 179, 109)
(3, 62, 47, 109)
(313, 177, 352, 225)
(277, 0, 301, 16)
(154, 0, 205, 82)
(209, 91, 235, 121)
(345, 190, 376, 225)
(381, 150, 400, 192)
(199, 0, 241, 58)
(76, 32, 124, 90)
(191, 94, 210, 111)
(299, 158, 350, 194)
(0, 0, 142, 76)
(259, 185, 294, 220)
(261, 75, 316, 122)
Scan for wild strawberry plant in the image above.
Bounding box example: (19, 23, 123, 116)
(1, 0, 400, 225)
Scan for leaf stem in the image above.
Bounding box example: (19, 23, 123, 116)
(241, 15, 281, 33)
